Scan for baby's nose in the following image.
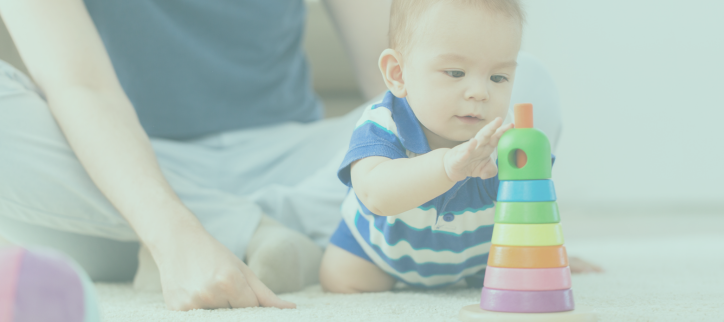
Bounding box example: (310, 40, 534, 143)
(465, 83, 489, 101)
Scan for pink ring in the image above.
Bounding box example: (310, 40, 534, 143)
(483, 266, 571, 291)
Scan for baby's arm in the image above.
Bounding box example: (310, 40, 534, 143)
(352, 117, 512, 216)
(351, 150, 451, 216)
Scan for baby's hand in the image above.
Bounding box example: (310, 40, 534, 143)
(443, 118, 513, 182)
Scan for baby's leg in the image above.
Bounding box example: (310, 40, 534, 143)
(320, 244, 396, 293)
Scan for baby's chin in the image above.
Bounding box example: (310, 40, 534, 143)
(438, 128, 481, 144)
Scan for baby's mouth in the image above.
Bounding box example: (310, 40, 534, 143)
(455, 115, 483, 124)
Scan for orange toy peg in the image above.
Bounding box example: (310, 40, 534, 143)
(514, 103, 533, 128)
(512, 103, 532, 168)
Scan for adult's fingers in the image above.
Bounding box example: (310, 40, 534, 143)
(192, 269, 259, 309)
(248, 276, 296, 309)
(225, 270, 261, 308)
(238, 263, 297, 309)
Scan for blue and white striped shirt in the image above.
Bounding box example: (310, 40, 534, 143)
(337, 91, 500, 288)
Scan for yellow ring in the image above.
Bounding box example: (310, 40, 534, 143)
(491, 223, 564, 246)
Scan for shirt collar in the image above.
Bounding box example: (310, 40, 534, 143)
(390, 93, 432, 154)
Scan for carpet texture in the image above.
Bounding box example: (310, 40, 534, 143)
(96, 207, 724, 321)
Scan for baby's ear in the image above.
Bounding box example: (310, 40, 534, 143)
(378, 49, 407, 98)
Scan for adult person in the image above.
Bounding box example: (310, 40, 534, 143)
(0, 0, 566, 311)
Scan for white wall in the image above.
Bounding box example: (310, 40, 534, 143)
(304, 1, 360, 96)
(0, 15, 26, 75)
(302, 0, 724, 208)
(520, 0, 724, 208)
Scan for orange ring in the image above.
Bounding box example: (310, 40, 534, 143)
(488, 245, 568, 268)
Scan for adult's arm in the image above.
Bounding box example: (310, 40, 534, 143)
(0, 0, 292, 310)
(321, 0, 391, 100)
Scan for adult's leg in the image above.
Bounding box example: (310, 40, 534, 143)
(0, 60, 265, 280)
(0, 59, 140, 281)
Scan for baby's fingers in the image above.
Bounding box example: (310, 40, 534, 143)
(445, 139, 479, 182)
(489, 123, 514, 147)
(477, 159, 499, 179)
(466, 138, 478, 154)
(474, 117, 504, 148)
(453, 139, 477, 164)
(448, 138, 476, 166)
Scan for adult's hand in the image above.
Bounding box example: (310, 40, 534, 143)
(151, 222, 296, 310)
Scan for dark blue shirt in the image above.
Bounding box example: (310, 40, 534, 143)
(84, 0, 321, 139)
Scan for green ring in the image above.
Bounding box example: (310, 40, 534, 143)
(497, 128, 552, 180)
(495, 202, 560, 224)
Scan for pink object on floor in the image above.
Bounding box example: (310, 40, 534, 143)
(0, 247, 24, 322)
(0, 246, 100, 322)
(483, 266, 571, 291)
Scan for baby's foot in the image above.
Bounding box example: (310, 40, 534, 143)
(569, 256, 603, 273)
(246, 215, 323, 294)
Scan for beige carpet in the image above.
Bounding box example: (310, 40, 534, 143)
(96, 206, 724, 322)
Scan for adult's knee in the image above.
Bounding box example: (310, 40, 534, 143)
(0, 60, 131, 242)
(0, 59, 71, 203)
(0, 216, 139, 282)
(0, 60, 61, 144)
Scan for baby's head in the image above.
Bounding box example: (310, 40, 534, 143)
(380, 0, 524, 149)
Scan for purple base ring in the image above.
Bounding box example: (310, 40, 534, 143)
(480, 287, 574, 313)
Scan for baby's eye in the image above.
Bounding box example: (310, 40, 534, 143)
(490, 75, 508, 83)
(444, 70, 465, 78)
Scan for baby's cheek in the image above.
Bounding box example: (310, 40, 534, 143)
(491, 99, 511, 119)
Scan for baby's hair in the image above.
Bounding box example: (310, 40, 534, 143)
(389, 0, 525, 54)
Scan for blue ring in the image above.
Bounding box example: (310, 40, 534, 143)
(497, 180, 557, 202)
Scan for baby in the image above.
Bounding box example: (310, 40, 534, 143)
(321, 0, 550, 292)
